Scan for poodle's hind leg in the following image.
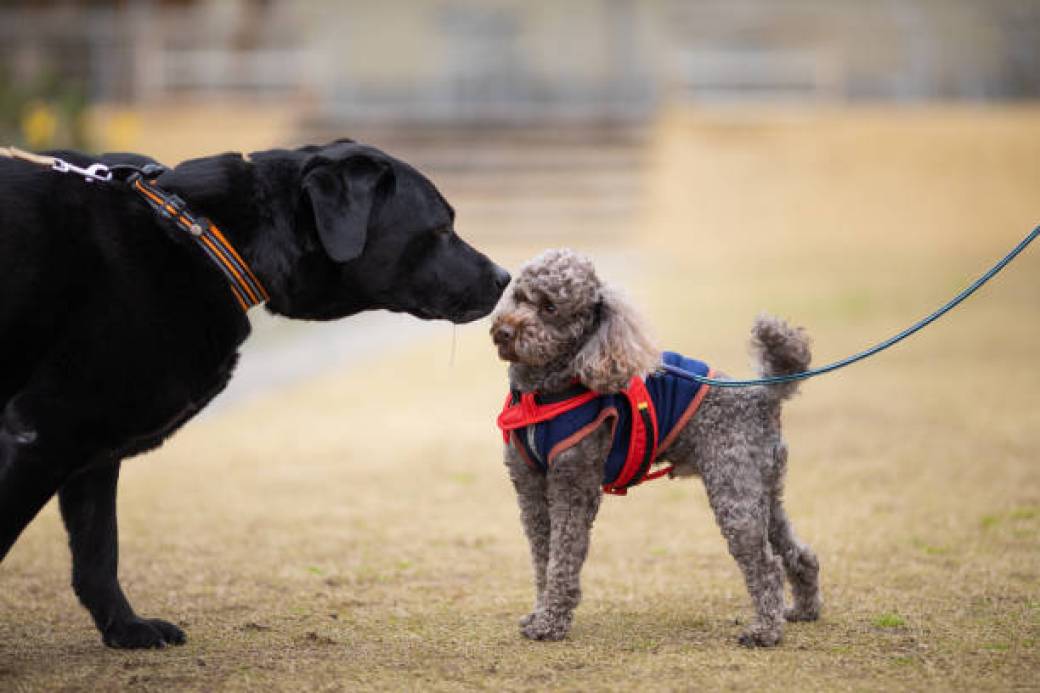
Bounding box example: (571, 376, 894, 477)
(702, 456, 786, 647)
(767, 443, 821, 622)
(770, 500, 821, 622)
(505, 449, 550, 627)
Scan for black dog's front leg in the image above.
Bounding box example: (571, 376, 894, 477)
(59, 460, 186, 649)
(0, 427, 68, 561)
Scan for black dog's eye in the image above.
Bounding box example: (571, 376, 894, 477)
(433, 226, 452, 238)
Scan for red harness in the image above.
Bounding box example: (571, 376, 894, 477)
(497, 377, 673, 495)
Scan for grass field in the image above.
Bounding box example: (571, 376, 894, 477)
(2, 106, 1039, 691)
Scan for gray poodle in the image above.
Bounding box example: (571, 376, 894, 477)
(491, 249, 821, 647)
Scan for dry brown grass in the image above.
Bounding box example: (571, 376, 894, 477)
(2, 106, 1039, 691)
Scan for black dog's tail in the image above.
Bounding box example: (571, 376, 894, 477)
(750, 314, 812, 402)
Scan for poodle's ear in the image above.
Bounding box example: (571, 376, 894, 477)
(574, 285, 660, 393)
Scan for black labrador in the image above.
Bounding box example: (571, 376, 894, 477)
(0, 141, 509, 648)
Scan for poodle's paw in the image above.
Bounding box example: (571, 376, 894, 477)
(737, 623, 783, 648)
(102, 617, 187, 649)
(784, 596, 822, 622)
(518, 598, 546, 627)
(520, 610, 572, 641)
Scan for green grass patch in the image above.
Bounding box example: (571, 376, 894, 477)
(911, 537, 949, 555)
(622, 638, 661, 653)
(874, 613, 907, 628)
(1010, 507, 1038, 521)
(980, 514, 1001, 529)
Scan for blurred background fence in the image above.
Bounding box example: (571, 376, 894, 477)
(4, 0, 1040, 147)
(2, 0, 1039, 405)
(3, 0, 1039, 233)
(4, 1, 1040, 128)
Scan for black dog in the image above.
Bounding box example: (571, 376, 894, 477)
(0, 141, 509, 648)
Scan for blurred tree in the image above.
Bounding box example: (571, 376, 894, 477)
(0, 64, 89, 150)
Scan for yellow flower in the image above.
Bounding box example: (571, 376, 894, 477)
(21, 101, 58, 148)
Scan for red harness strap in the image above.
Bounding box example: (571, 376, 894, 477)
(603, 376, 666, 496)
(497, 378, 673, 496)
(497, 388, 599, 442)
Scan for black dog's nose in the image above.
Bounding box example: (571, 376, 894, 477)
(492, 266, 511, 292)
(493, 324, 514, 345)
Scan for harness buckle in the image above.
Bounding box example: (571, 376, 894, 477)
(139, 163, 167, 178)
(50, 157, 112, 183)
(83, 163, 112, 182)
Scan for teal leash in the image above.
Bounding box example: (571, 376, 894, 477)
(662, 223, 1040, 388)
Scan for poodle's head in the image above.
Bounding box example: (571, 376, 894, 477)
(490, 248, 659, 393)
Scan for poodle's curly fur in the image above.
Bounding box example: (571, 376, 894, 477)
(491, 248, 821, 647)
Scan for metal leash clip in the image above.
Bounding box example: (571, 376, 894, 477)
(50, 157, 113, 183)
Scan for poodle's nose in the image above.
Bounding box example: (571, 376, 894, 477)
(492, 323, 514, 346)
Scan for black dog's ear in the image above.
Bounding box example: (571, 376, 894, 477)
(302, 157, 388, 263)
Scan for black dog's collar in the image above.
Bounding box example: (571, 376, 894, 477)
(128, 174, 269, 312)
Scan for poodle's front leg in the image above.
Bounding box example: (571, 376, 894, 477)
(522, 428, 609, 641)
(505, 446, 550, 624)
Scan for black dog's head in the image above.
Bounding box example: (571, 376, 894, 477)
(254, 141, 509, 323)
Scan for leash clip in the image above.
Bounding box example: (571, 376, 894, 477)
(50, 157, 112, 183)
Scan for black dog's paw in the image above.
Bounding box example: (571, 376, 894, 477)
(103, 617, 187, 649)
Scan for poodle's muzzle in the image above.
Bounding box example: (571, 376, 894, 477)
(491, 316, 521, 362)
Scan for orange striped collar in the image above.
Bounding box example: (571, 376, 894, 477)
(129, 176, 269, 312)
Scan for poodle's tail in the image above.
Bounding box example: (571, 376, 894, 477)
(749, 314, 812, 402)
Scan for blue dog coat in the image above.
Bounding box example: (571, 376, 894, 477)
(497, 352, 713, 495)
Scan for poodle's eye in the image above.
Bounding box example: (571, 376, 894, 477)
(433, 226, 452, 238)
(541, 302, 557, 315)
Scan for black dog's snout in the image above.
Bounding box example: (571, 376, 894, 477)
(493, 323, 514, 345)
(492, 266, 511, 293)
